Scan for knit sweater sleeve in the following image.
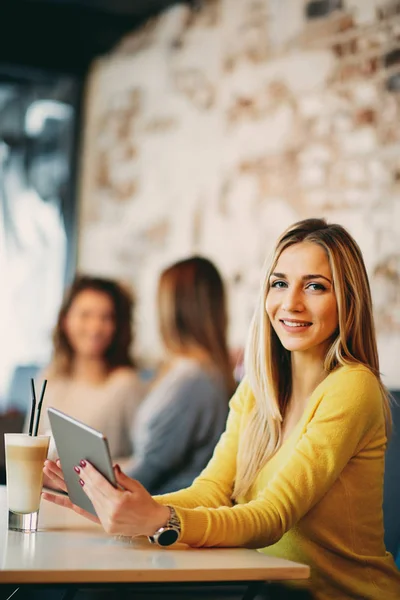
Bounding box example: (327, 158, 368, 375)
(128, 368, 228, 494)
(158, 368, 385, 548)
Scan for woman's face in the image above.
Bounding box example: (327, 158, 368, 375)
(265, 241, 338, 359)
(63, 290, 116, 359)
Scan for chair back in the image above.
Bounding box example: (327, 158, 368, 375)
(0, 409, 25, 484)
(5, 364, 41, 411)
(383, 390, 400, 561)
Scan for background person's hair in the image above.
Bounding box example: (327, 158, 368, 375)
(50, 275, 134, 377)
(158, 256, 235, 396)
(233, 218, 391, 499)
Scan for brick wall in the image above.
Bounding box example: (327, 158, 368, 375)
(78, 0, 400, 386)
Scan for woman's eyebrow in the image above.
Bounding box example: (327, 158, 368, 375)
(270, 272, 286, 279)
(270, 272, 332, 284)
(302, 274, 332, 284)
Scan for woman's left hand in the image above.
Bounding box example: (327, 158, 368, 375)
(76, 461, 170, 537)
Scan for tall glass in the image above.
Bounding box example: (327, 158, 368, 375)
(4, 433, 50, 532)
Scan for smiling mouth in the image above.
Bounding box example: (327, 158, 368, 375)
(280, 319, 312, 328)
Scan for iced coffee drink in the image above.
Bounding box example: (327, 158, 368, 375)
(5, 433, 50, 531)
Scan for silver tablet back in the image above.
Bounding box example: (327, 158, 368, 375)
(47, 407, 116, 516)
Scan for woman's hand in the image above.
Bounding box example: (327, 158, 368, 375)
(42, 489, 100, 524)
(43, 459, 68, 493)
(74, 461, 170, 537)
(42, 459, 100, 524)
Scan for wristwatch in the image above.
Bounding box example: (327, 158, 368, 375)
(148, 505, 181, 547)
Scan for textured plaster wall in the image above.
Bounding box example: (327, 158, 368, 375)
(78, 0, 400, 386)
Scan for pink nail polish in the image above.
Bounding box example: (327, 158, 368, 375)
(74, 466, 80, 474)
(79, 479, 85, 487)
(80, 460, 87, 468)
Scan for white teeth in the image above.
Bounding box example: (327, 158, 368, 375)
(282, 321, 310, 328)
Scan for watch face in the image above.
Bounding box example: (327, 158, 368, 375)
(158, 528, 179, 547)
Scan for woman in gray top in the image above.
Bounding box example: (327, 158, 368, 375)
(127, 256, 236, 494)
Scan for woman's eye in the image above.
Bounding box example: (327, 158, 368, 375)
(270, 280, 287, 289)
(307, 283, 326, 291)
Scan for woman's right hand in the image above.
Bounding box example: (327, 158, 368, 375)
(43, 459, 68, 493)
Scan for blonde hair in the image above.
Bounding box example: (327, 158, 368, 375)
(158, 256, 236, 396)
(233, 218, 391, 499)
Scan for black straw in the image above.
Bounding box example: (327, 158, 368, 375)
(28, 378, 37, 436)
(33, 379, 47, 437)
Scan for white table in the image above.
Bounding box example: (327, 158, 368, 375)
(0, 487, 309, 597)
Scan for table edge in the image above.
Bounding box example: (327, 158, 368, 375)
(0, 564, 310, 584)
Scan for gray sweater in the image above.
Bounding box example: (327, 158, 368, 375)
(128, 358, 229, 494)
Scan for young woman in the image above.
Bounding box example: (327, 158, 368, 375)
(121, 256, 235, 493)
(35, 275, 143, 460)
(44, 220, 400, 599)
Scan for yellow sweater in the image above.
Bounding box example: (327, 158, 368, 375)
(157, 364, 400, 599)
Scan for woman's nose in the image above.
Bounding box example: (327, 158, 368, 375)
(282, 289, 304, 312)
(84, 319, 103, 335)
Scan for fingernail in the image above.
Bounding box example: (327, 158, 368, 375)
(79, 479, 85, 487)
(80, 460, 87, 468)
(74, 466, 80, 474)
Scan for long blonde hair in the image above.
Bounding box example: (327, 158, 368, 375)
(158, 256, 236, 396)
(233, 218, 391, 499)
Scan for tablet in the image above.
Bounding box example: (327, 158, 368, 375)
(47, 407, 117, 516)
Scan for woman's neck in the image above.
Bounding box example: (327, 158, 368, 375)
(70, 357, 109, 385)
(169, 346, 211, 365)
(290, 350, 328, 407)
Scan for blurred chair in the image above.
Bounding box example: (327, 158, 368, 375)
(0, 409, 25, 484)
(383, 390, 400, 566)
(5, 364, 42, 411)
(0, 364, 41, 484)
